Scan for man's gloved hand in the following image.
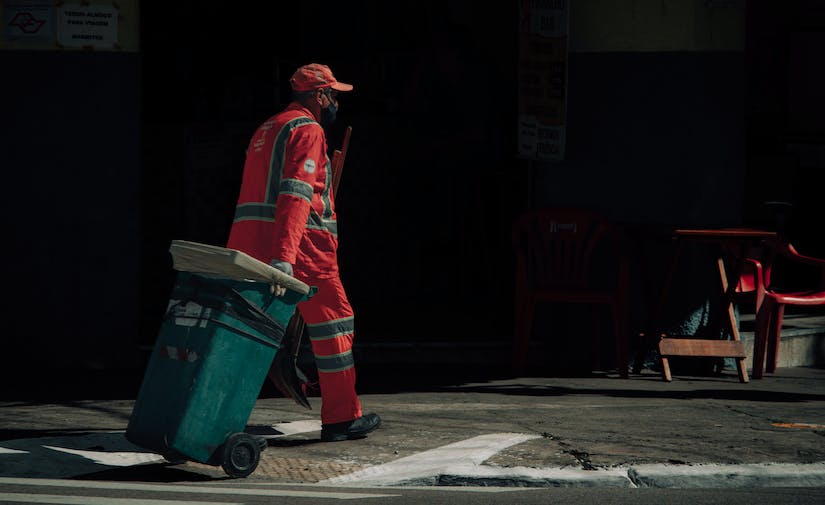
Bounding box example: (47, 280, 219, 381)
(268, 260, 293, 297)
(270, 260, 294, 277)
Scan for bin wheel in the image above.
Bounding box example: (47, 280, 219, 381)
(221, 433, 264, 478)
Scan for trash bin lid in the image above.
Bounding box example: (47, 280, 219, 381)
(168, 240, 311, 296)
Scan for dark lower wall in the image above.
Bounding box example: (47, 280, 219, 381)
(133, 1, 524, 349)
(527, 50, 747, 343)
(532, 51, 745, 229)
(1, 50, 141, 377)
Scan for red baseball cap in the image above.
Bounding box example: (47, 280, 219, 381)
(290, 63, 354, 92)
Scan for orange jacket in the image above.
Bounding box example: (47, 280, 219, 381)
(226, 103, 339, 278)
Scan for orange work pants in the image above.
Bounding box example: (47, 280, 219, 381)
(295, 274, 362, 424)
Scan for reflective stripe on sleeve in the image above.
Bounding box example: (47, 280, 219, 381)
(233, 203, 276, 223)
(279, 178, 314, 203)
(234, 203, 338, 236)
(268, 117, 318, 204)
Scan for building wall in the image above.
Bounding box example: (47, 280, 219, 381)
(530, 0, 746, 227)
(1, 1, 142, 375)
(3, 1, 821, 381)
(1, 50, 142, 372)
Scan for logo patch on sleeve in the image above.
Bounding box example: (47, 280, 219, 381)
(302, 159, 317, 174)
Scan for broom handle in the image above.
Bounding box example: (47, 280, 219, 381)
(332, 126, 352, 196)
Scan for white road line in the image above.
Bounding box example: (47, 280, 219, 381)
(0, 447, 28, 455)
(0, 478, 398, 500)
(0, 493, 239, 505)
(320, 433, 541, 486)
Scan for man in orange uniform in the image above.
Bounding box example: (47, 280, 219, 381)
(226, 63, 380, 442)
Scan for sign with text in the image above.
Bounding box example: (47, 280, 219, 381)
(518, 0, 568, 161)
(56, 3, 117, 48)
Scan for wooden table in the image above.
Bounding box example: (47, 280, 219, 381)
(653, 227, 777, 383)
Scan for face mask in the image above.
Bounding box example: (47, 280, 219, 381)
(319, 89, 337, 127)
(321, 100, 337, 127)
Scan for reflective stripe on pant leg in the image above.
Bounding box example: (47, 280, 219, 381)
(297, 274, 362, 425)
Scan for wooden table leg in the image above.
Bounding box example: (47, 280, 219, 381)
(660, 354, 673, 382)
(656, 240, 750, 383)
(717, 256, 749, 383)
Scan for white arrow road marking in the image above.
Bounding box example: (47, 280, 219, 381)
(320, 433, 541, 486)
(0, 478, 399, 500)
(0, 433, 161, 478)
(42, 445, 166, 467)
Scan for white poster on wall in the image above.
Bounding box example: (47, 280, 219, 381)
(56, 3, 118, 48)
(518, 0, 569, 162)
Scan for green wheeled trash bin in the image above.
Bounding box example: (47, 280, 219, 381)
(126, 240, 314, 478)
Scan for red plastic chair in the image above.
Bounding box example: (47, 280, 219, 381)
(731, 249, 767, 315)
(752, 239, 825, 378)
(512, 207, 630, 377)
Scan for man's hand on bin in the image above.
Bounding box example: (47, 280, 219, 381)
(270, 260, 293, 276)
(269, 260, 294, 296)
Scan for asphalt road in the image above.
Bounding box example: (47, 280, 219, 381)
(1, 477, 825, 505)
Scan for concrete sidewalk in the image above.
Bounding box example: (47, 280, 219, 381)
(1, 366, 825, 488)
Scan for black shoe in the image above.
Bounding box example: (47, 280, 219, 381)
(321, 413, 381, 442)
